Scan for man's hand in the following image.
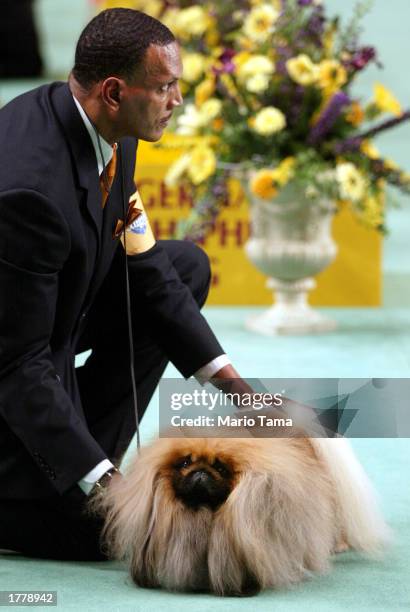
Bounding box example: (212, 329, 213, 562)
(84, 468, 123, 518)
(209, 364, 255, 407)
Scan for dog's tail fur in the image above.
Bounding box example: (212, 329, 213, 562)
(310, 437, 393, 555)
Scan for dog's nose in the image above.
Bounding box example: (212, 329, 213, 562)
(173, 467, 232, 510)
(186, 469, 218, 506)
(190, 470, 212, 486)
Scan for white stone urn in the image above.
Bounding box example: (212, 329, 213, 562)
(242, 180, 338, 335)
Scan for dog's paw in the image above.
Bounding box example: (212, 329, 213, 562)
(333, 538, 351, 554)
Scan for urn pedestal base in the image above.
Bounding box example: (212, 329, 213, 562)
(245, 277, 337, 336)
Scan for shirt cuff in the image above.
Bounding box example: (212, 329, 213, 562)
(194, 354, 232, 385)
(78, 459, 114, 495)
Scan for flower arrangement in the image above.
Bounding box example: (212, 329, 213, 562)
(99, 0, 410, 240)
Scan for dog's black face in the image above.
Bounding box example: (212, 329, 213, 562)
(171, 454, 235, 511)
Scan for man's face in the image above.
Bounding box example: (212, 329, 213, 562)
(119, 41, 183, 141)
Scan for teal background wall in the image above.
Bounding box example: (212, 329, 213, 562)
(324, 0, 410, 303)
(0, 0, 409, 303)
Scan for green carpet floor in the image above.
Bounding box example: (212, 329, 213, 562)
(1, 307, 409, 611)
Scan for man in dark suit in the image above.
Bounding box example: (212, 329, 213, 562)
(0, 8, 250, 560)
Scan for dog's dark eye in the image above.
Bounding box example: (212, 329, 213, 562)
(174, 455, 192, 470)
(213, 459, 230, 477)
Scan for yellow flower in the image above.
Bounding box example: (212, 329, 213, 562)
(161, 8, 178, 35)
(384, 158, 399, 171)
(360, 140, 380, 160)
(373, 83, 402, 117)
(286, 54, 319, 86)
(236, 56, 275, 96)
(345, 101, 365, 126)
(233, 51, 252, 71)
(250, 0, 281, 7)
(245, 73, 270, 93)
(141, 0, 163, 18)
(238, 36, 258, 52)
(195, 78, 216, 106)
(237, 55, 275, 80)
(361, 193, 384, 229)
(336, 162, 367, 202)
(164, 153, 192, 187)
(182, 53, 206, 84)
(199, 98, 223, 121)
(173, 6, 211, 40)
(219, 73, 243, 105)
(250, 0, 282, 7)
(204, 16, 220, 47)
(212, 118, 224, 131)
(317, 60, 347, 93)
(252, 107, 286, 136)
(322, 24, 336, 57)
(250, 169, 279, 199)
(101, 0, 138, 8)
(274, 157, 296, 186)
(243, 4, 280, 43)
(187, 145, 217, 185)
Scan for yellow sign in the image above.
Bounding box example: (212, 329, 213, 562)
(135, 138, 382, 306)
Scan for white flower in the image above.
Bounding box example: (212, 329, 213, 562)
(182, 53, 206, 83)
(252, 106, 286, 136)
(174, 6, 210, 38)
(286, 54, 319, 86)
(176, 99, 222, 136)
(176, 104, 206, 136)
(237, 55, 275, 80)
(305, 185, 319, 199)
(243, 4, 280, 43)
(164, 153, 192, 186)
(336, 163, 367, 201)
(316, 169, 336, 184)
(199, 98, 222, 121)
(245, 74, 270, 93)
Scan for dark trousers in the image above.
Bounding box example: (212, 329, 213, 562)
(0, 240, 211, 560)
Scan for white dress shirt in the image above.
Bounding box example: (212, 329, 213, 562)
(72, 95, 231, 494)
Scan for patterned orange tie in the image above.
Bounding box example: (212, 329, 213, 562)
(100, 144, 118, 208)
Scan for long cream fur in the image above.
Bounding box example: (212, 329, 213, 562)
(310, 437, 392, 553)
(91, 434, 391, 596)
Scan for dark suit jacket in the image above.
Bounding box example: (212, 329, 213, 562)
(0, 82, 223, 499)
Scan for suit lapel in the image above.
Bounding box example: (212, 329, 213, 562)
(50, 82, 103, 260)
(49, 85, 136, 315)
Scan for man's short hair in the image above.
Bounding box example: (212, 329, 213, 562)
(72, 8, 176, 88)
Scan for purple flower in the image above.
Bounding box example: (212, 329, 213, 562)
(334, 137, 362, 154)
(308, 91, 351, 145)
(275, 45, 294, 75)
(287, 86, 306, 127)
(212, 48, 236, 75)
(292, 5, 325, 48)
(335, 110, 410, 154)
(344, 46, 377, 71)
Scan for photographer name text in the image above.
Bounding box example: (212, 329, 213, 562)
(171, 414, 293, 428)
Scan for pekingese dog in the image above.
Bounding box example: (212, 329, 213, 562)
(91, 428, 391, 596)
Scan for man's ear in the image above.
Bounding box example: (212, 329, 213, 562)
(101, 77, 122, 109)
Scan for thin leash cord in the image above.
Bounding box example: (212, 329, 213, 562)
(117, 142, 141, 453)
(94, 130, 141, 454)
